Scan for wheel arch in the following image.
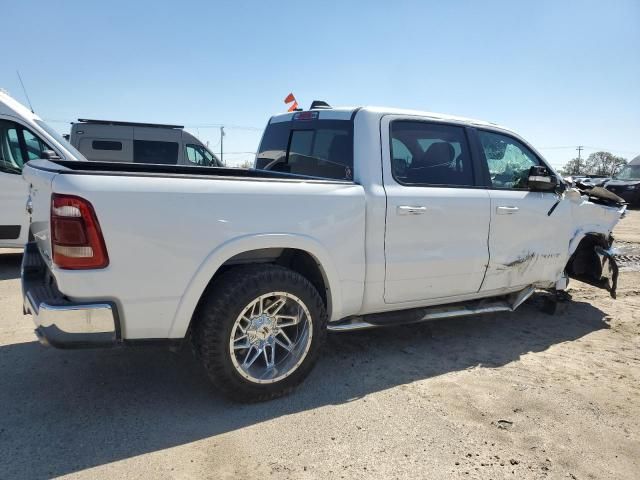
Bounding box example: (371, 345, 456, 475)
(568, 229, 611, 258)
(168, 234, 342, 338)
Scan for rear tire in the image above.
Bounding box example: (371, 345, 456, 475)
(192, 264, 327, 402)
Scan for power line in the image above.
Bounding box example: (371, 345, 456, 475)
(187, 124, 263, 131)
(538, 146, 577, 150)
(582, 145, 638, 155)
(41, 119, 71, 124)
(539, 145, 637, 155)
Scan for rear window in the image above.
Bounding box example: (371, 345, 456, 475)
(133, 140, 178, 164)
(255, 119, 353, 180)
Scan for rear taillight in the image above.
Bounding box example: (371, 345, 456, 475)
(51, 194, 109, 269)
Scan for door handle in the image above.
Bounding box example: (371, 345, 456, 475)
(496, 206, 519, 215)
(397, 205, 427, 215)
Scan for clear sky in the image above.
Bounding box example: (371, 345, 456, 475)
(1, 0, 638, 168)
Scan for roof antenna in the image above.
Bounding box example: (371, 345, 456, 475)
(16, 70, 35, 113)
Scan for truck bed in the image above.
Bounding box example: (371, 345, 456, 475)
(22, 159, 367, 340)
(31, 160, 352, 184)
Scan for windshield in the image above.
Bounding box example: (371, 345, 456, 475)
(614, 165, 640, 181)
(203, 147, 223, 167)
(185, 143, 223, 167)
(34, 119, 85, 160)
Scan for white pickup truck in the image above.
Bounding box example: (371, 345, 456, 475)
(21, 105, 625, 401)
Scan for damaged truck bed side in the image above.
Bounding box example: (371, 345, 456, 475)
(21, 104, 626, 401)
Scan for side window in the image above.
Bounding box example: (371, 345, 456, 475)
(185, 144, 202, 164)
(390, 121, 474, 186)
(477, 130, 541, 189)
(7, 128, 23, 164)
(133, 140, 179, 164)
(23, 129, 49, 160)
(391, 138, 412, 177)
(0, 120, 52, 173)
(92, 140, 122, 151)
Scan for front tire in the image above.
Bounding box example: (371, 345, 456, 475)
(192, 264, 327, 402)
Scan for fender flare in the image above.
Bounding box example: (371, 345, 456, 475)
(167, 233, 343, 338)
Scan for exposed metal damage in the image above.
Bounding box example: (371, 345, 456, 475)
(486, 183, 626, 299)
(566, 234, 619, 298)
(573, 183, 627, 208)
(560, 183, 626, 299)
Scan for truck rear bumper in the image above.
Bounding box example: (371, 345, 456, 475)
(21, 242, 119, 348)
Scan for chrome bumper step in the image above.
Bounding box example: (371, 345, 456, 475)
(21, 242, 120, 348)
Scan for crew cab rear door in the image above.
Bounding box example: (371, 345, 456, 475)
(381, 116, 490, 304)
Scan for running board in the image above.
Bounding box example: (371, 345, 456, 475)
(327, 286, 535, 332)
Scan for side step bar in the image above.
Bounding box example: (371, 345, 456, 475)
(327, 286, 535, 332)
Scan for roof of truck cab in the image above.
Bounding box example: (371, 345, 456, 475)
(268, 105, 515, 133)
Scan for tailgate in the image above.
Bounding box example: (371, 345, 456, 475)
(22, 161, 64, 264)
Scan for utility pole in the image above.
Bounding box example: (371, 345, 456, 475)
(220, 126, 225, 165)
(576, 145, 583, 174)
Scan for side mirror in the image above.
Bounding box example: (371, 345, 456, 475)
(528, 165, 557, 192)
(40, 150, 61, 160)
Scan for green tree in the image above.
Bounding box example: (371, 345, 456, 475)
(584, 151, 627, 177)
(560, 157, 583, 176)
(560, 151, 627, 177)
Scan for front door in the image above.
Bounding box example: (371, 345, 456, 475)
(474, 129, 572, 291)
(0, 119, 53, 247)
(382, 117, 491, 304)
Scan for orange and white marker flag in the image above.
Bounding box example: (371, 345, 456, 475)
(284, 93, 298, 112)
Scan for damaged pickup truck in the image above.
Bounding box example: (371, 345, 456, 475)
(21, 103, 626, 401)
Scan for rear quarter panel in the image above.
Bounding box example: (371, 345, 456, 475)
(49, 173, 366, 339)
(22, 162, 60, 262)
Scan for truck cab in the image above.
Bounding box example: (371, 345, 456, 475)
(70, 119, 223, 167)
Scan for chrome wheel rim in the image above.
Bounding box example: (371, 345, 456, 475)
(229, 291, 313, 384)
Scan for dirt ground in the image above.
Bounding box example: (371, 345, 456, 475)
(0, 211, 639, 480)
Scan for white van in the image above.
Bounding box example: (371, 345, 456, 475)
(70, 119, 222, 167)
(1, 91, 224, 247)
(0, 91, 85, 248)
